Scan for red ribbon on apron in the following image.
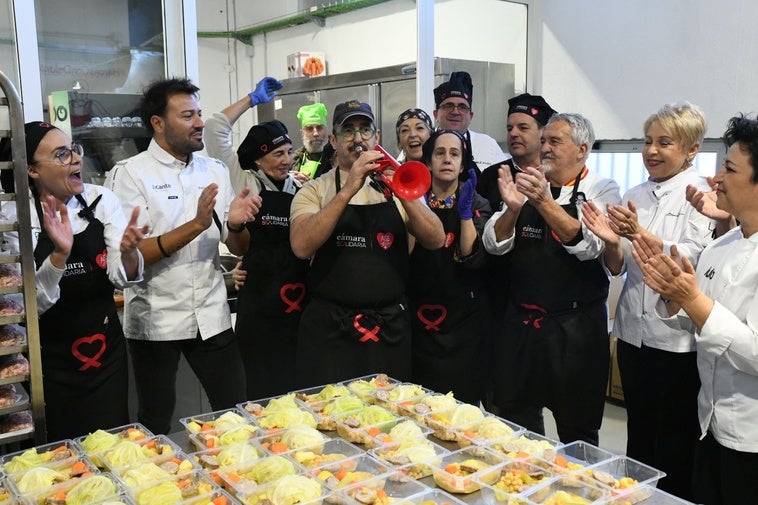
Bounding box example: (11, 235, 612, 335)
(70, 333, 107, 371)
(280, 283, 306, 313)
(417, 304, 447, 331)
(353, 314, 380, 342)
(520, 303, 548, 329)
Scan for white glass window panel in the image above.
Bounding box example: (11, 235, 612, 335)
(589, 151, 719, 197)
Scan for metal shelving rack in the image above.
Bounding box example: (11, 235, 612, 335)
(0, 70, 47, 445)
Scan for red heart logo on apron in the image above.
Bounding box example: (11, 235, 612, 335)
(71, 333, 107, 371)
(95, 249, 107, 269)
(279, 283, 306, 313)
(417, 304, 447, 330)
(376, 232, 394, 250)
(444, 232, 455, 248)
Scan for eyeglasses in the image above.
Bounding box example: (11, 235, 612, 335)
(439, 102, 471, 113)
(32, 143, 84, 166)
(336, 126, 376, 140)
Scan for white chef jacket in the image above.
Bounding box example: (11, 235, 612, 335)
(661, 227, 758, 452)
(204, 112, 300, 196)
(612, 170, 715, 352)
(469, 130, 505, 173)
(482, 168, 621, 261)
(106, 140, 236, 342)
(0, 184, 143, 315)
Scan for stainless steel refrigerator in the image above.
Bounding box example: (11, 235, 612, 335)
(257, 57, 515, 154)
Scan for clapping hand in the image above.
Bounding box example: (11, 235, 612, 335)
(249, 77, 283, 106)
(41, 195, 73, 268)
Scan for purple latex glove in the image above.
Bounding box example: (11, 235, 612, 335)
(249, 77, 283, 106)
(458, 168, 477, 220)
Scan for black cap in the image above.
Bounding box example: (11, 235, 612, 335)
(395, 108, 434, 132)
(333, 100, 375, 128)
(237, 120, 291, 169)
(433, 71, 473, 108)
(507, 93, 557, 126)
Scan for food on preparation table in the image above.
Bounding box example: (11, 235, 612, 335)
(0, 384, 18, 407)
(0, 410, 32, 433)
(0, 353, 29, 378)
(0, 264, 22, 288)
(56, 474, 119, 505)
(433, 458, 497, 494)
(542, 490, 593, 505)
(0, 324, 25, 347)
(0, 295, 23, 316)
(184, 410, 247, 434)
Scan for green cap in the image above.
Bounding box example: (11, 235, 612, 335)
(297, 103, 328, 128)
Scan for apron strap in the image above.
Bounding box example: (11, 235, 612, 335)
(75, 194, 103, 223)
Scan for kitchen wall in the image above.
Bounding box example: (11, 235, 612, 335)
(196, 0, 758, 145)
(195, 0, 527, 145)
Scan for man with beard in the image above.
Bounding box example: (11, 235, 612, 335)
(289, 100, 445, 385)
(482, 113, 621, 445)
(106, 77, 261, 434)
(291, 103, 332, 179)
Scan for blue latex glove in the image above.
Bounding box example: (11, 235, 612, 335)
(458, 168, 478, 220)
(249, 77, 283, 106)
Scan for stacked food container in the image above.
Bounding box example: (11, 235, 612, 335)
(0, 374, 694, 505)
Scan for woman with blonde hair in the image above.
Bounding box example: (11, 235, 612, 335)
(582, 102, 714, 499)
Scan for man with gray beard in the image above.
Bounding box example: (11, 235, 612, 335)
(291, 103, 332, 179)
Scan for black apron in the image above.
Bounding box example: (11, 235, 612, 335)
(408, 204, 489, 404)
(492, 172, 610, 426)
(34, 194, 128, 440)
(235, 186, 309, 399)
(295, 170, 412, 386)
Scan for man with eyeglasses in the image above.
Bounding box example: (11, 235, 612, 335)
(433, 71, 504, 172)
(289, 100, 445, 386)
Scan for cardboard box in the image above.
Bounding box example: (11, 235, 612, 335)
(287, 51, 326, 78)
(607, 332, 624, 402)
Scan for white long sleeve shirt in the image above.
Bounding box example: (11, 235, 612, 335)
(662, 226, 758, 452)
(613, 169, 715, 352)
(469, 130, 505, 172)
(106, 140, 235, 341)
(482, 168, 621, 261)
(0, 184, 143, 314)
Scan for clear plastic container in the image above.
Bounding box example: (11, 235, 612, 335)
(400, 488, 468, 505)
(325, 472, 427, 505)
(11, 456, 98, 496)
(189, 441, 266, 475)
(179, 408, 251, 437)
(339, 374, 400, 404)
(428, 445, 504, 494)
(605, 485, 698, 505)
(362, 418, 433, 449)
(113, 451, 198, 488)
(486, 430, 562, 461)
(538, 440, 617, 475)
(238, 394, 318, 432)
(237, 474, 325, 505)
(456, 415, 524, 448)
(475, 459, 555, 504)
(95, 435, 182, 474)
(312, 453, 391, 490)
(368, 437, 449, 479)
(1, 439, 81, 477)
(520, 476, 608, 504)
(216, 455, 299, 496)
(129, 470, 218, 505)
(255, 426, 329, 456)
(292, 383, 356, 414)
(333, 406, 400, 445)
(307, 395, 367, 432)
(371, 383, 433, 413)
(188, 424, 263, 452)
(75, 423, 154, 468)
(577, 456, 665, 500)
(403, 392, 460, 422)
(422, 402, 487, 442)
(287, 438, 364, 471)
(27, 472, 123, 505)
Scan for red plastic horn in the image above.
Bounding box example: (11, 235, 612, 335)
(371, 144, 431, 200)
